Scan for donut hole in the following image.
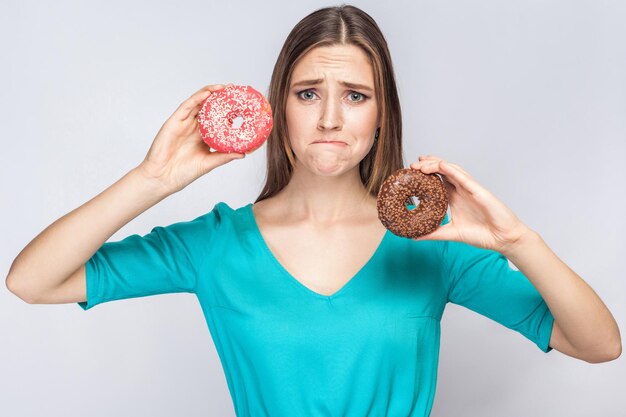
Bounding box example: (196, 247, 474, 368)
(406, 196, 421, 210)
(231, 115, 245, 129)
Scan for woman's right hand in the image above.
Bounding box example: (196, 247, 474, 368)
(137, 84, 245, 193)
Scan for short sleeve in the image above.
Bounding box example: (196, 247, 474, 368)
(442, 240, 555, 353)
(78, 204, 222, 311)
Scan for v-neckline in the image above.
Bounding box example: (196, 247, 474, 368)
(246, 203, 390, 300)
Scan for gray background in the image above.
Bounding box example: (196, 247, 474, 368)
(1, 0, 624, 416)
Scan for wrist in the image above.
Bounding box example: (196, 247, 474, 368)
(501, 227, 542, 262)
(131, 164, 177, 199)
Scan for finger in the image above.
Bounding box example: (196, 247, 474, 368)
(198, 84, 226, 94)
(412, 160, 441, 174)
(419, 154, 441, 162)
(410, 158, 481, 201)
(412, 159, 466, 186)
(443, 177, 456, 193)
(202, 150, 246, 169)
(410, 154, 442, 169)
(438, 161, 482, 195)
(444, 161, 472, 177)
(176, 84, 225, 121)
(189, 101, 206, 121)
(407, 160, 457, 196)
(413, 223, 458, 242)
(176, 90, 213, 121)
(411, 158, 474, 187)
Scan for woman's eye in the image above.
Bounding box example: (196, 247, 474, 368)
(348, 92, 366, 102)
(296, 89, 367, 102)
(297, 90, 317, 100)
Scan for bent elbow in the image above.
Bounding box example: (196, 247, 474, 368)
(607, 339, 622, 362)
(585, 340, 622, 364)
(5, 274, 38, 304)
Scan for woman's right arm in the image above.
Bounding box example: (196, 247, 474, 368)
(5, 84, 245, 304)
(5, 167, 171, 304)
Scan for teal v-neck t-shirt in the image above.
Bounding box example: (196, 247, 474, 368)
(78, 202, 554, 417)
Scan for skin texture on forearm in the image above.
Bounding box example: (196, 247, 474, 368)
(6, 165, 172, 301)
(503, 229, 622, 362)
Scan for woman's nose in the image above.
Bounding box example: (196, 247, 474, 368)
(317, 98, 343, 131)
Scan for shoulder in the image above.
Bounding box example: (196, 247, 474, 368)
(199, 201, 250, 221)
(164, 201, 251, 237)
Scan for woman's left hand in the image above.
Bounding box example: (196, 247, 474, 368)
(410, 155, 532, 254)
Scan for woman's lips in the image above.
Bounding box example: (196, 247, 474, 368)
(313, 141, 347, 146)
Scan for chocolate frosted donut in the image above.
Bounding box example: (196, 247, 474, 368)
(377, 168, 449, 239)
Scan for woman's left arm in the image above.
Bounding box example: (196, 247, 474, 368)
(411, 155, 621, 363)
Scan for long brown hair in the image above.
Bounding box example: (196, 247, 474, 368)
(254, 5, 405, 203)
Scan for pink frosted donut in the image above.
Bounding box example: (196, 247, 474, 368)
(197, 85, 273, 153)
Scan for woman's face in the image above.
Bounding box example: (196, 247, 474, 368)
(285, 44, 379, 176)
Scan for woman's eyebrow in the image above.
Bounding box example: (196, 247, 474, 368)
(291, 78, 374, 93)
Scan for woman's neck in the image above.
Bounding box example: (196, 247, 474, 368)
(273, 166, 376, 226)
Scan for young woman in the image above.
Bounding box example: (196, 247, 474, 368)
(7, 5, 620, 417)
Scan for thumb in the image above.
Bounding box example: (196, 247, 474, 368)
(201, 151, 245, 173)
(413, 223, 456, 242)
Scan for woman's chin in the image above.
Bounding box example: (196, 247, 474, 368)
(312, 161, 358, 176)
(316, 167, 343, 176)
(294, 154, 360, 176)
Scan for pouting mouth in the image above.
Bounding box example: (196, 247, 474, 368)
(313, 140, 347, 144)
